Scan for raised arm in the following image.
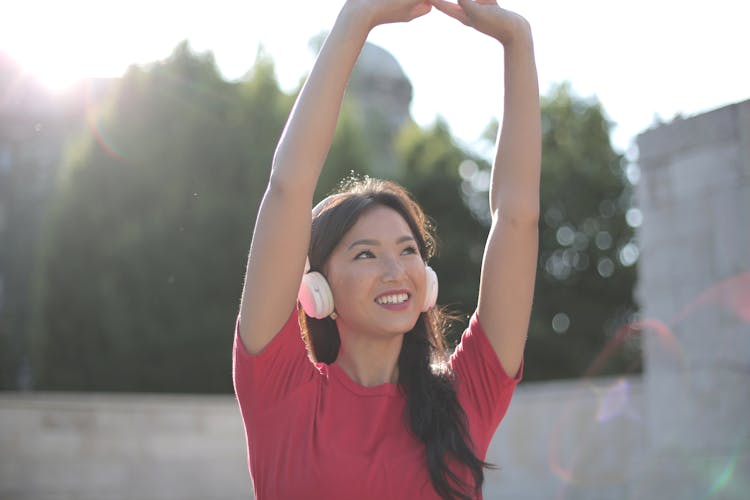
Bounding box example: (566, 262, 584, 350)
(239, 0, 432, 354)
(430, 0, 541, 377)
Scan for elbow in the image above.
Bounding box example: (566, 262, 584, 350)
(510, 212, 540, 229)
(266, 163, 312, 200)
(263, 172, 305, 210)
(491, 202, 540, 227)
(267, 169, 292, 197)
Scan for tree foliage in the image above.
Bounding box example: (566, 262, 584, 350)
(395, 119, 488, 341)
(527, 83, 639, 380)
(32, 43, 289, 391)
(404, 84, 640, 381)
(0, 52, 80, 390)
(27, 45, 639, 392)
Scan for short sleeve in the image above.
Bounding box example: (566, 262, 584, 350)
(232, 309, 318, 422)
(449, 311, 523, 450)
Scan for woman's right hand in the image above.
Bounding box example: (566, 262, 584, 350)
(428, 0, 530, 46)
(346, 0, 432, 30)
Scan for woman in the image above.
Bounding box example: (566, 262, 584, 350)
(233, 1, 540, 498)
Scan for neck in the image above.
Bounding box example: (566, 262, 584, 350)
(334, 330, 403, 387)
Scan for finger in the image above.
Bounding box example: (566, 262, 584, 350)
(408, 1, 432, 20)
(456, 0, 479, 12)
(457, 0, 495, 14)
(429, 0, 470, 24)
(456, 0, 499, 26)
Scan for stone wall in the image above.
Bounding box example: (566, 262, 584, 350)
(1, 376, 644, 499)
(0, 392, 251, 500)
(488, 376, 646, 499)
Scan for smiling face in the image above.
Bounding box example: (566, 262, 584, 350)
(323, 204, 427, 340)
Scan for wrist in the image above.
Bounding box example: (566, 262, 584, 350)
(340, 0, 378, 35)
(492, 14, 533, 48)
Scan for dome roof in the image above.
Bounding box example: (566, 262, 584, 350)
(354, 43, 407, 81)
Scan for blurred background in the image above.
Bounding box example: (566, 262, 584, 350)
(1, 1, 748, 499)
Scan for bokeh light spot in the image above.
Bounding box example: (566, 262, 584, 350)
(595, 231, 612, 250)
(546, 250, 573, 280)
(470, 169, 490, 191)
(619, 243, 639, 266)
(556, 225, 575, 246)
(552, 312, 570, 334)
(626, 163, 641, 185)
(626, 207, 643, 228)
(597, 257, 615, 278)
(458, 159, 478, 180)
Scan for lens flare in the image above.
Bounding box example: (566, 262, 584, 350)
(584, 318, 684, 378)
(593, 378, 639, 423)
(547, 272, 749, 494)
(705, 428, 749, 499)
(84, 80, 124, 161)
(674, 272, 750, 324)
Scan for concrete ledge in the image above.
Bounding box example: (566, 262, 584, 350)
(637, 101, 748, 163)
(1, 378, 647, 500)
(0, 392, 252, 500)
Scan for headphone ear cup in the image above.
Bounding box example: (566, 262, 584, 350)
(422, 265, 438, 312)
(298, 272, 335, 319)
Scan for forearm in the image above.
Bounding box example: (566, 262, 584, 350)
(270, 3, 371, 193)
(489, 23, 541, 218)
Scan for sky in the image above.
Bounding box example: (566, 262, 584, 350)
(2, 0, 749, 156)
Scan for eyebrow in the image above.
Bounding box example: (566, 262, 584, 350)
(347, 235, 415, 251)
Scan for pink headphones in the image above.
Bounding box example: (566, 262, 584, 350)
(298, 257, 438, 319)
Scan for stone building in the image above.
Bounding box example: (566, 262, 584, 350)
(348, 42, 414, 177)
(630, 99, 750, 498)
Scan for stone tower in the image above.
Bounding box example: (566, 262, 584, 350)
(347, 42, 413, 177)
(632, 100, 750, 498)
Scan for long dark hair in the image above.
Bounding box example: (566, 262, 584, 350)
(299, 177, 490, 499)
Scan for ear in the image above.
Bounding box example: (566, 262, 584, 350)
(422, 265, 439, 311)
(299, 270, 335, 319)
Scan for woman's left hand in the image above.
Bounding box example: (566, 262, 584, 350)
(349, 0, 433, 30)
(428, 0, 530, 45)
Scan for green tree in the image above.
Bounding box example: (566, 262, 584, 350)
(30, 42, 378, 392)
(395, 118, 490, 342)
(28, 47, 638, 391)
(31, 42, 289, 391)
(480, 83, 639, 380)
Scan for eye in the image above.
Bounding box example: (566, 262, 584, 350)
(354, 250, 375, 260)
(401, 245, 418, 256)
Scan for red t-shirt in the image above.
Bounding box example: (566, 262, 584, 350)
(232, 310, 521, 499)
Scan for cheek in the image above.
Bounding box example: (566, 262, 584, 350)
(408, 261, 427, 288)
(330, 268, 370, 305)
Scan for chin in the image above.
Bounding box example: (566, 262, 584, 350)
(379, 313, 421, 336)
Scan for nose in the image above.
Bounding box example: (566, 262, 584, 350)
(380, 255, 406, 282)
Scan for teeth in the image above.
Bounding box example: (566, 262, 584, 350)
(376, 293, 409, 305)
